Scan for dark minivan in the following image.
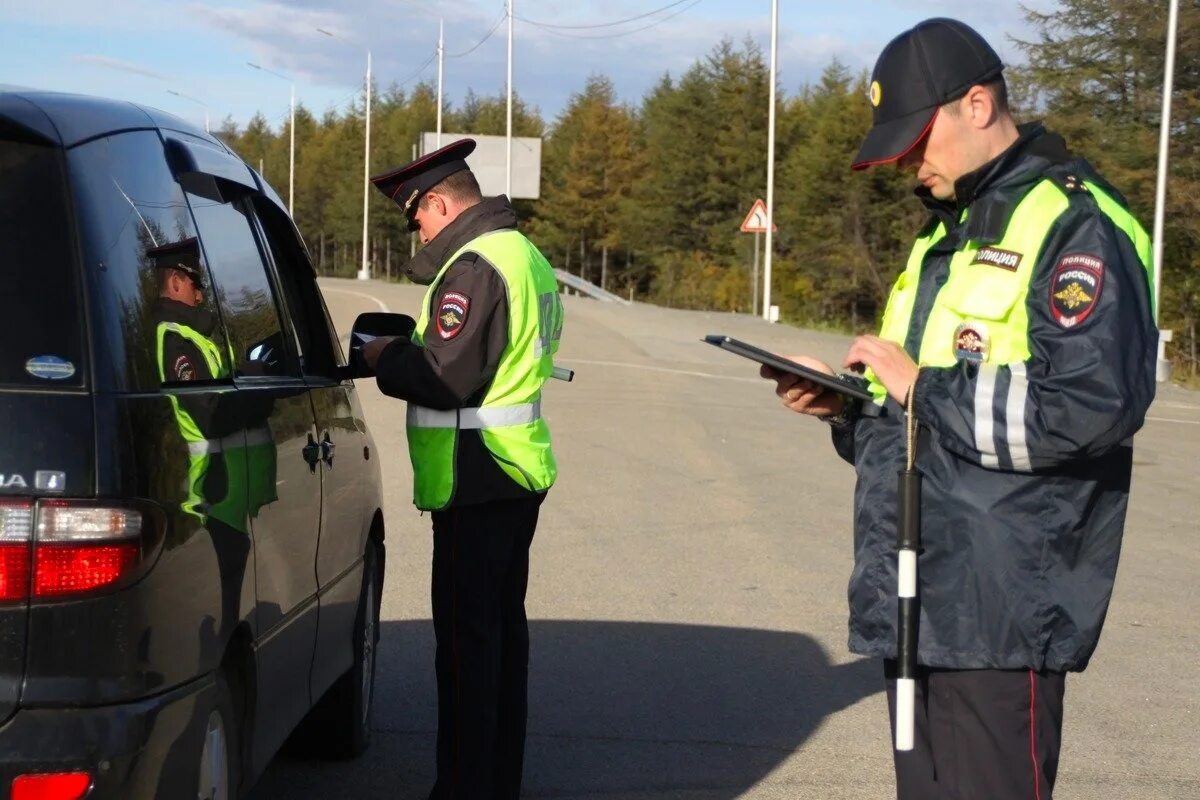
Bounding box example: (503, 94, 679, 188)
(0, 89, 385, 799)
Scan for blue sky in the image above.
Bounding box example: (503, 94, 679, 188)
(0, 0, 1056, 133)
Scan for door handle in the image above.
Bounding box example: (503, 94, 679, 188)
(302, 433, 321, 473)
(320, 432, 336, 467)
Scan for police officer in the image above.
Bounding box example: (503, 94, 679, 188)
(149, 238, 230, 521)
(761, 19, 1156, 800)
(361, 139, 563, 800)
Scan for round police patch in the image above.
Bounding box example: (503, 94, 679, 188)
(436, 291, 470, 340)
(173, 354, 196, 381)
(954, 321, 990, 363)
(1050, 253, 1103, 328)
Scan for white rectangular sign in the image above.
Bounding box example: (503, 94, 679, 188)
(420, 132, 542, 200)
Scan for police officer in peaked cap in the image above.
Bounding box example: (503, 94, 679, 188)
(760, 18, 1157, 799)
(361, 139, 565, 800)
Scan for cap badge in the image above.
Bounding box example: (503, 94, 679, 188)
(870, 81, 882, 108)
(953, 321, 990, 363)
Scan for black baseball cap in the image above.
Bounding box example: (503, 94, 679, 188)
(370, 138, 477, 231)
(851, 18, 1003, 171)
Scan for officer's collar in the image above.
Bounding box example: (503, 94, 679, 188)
(916, 122, 1071, 244)
(404, 196, 519, 284)
(157, 297, 217, 336)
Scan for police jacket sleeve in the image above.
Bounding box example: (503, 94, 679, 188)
(374, 256, 509, 410)
(912, 207, 1157, 471)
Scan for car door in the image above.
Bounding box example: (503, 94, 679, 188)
(249, 195, 370, 700)
(185, 184, 322, 769)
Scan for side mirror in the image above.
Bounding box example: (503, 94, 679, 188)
(340, 312, 417, 380)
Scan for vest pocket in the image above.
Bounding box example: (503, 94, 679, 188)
(940, 270, 1026, 321)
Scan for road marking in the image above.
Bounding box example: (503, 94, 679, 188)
(1153, 400, 1200, 411)
(566, 358, 762, 384)
(1146, 416, 1200, 426)
(321, 286, 391, 313)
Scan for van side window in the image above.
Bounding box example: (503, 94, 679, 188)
(0, 140, 85, 388)
(186, 193, 299, 380)
(251, 197, 346, 378)
(67, 131, 222, 391)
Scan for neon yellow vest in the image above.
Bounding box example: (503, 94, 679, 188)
(869, 179, 1154, 403)
(156, 322, 228, 520)
(408, 229, 564, 511)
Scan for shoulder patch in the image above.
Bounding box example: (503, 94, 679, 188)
(971, 246, 1023, 272)
(1050, 253, 1104, 328)
(436, 291, 471, 340)
(173, 354, 196, 381)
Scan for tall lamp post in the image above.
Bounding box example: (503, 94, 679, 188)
(1151, 0, 1180, 381)
(762, 0, 778, 321)
(506, 0, 514, 197)
(317, 28, 374, 281)
(247, 62, 295, 216)
(166, 89, 210, 133)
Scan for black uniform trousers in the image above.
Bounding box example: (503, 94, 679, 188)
(429, 495, 543, 800)
(885, 660, 1067, 800)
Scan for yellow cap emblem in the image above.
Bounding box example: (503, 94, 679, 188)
(870, 81, 882, 108)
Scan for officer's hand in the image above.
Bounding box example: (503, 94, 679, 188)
(361, 336, 400, 370)
(843, 336, 917, 404)
(760, 356, 845, 417)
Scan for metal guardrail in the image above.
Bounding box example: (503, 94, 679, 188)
(554, 269, 632, 306)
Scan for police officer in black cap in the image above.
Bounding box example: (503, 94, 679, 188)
(761, 18, 1156, 800)
(149, 237, 226, 385)
(361, 139, 564, 800)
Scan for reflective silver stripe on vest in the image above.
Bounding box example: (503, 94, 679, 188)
(974, 364, 1000, 468)
(407, 401, 541, 430)
(1004, 363, 1032, 472)
(186, 428, 273, 456)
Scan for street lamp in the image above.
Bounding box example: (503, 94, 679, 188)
(247, 62, 295, 216)
(166, 89, 210, 133)
(317, 27, 373, 282)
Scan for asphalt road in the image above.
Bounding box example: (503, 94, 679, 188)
(250, 277, 1200, 800)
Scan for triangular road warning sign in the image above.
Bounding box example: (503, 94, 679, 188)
(739, 198, 777, 233)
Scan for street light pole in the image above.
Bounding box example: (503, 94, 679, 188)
(166, 89, 210, 133)
(437, 19, 444, 148)
(316, 28, 374, 280)
(359, 49, 372, 281)
(762, 0, 778, 321)
(247, 62, 296, 216)
(506, 0, 514, 197)
(1152, 0, 1179, 381)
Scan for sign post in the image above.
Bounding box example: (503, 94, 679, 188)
(740, 198, 777, 319)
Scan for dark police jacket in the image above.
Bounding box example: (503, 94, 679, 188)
(374, 196, 539, 507)
(833, 125, 1157, 672)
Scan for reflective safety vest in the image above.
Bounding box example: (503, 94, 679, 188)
(868, 178, 1154, 404)
(408, 229, 564, 511)
(156, 322, 232, 522)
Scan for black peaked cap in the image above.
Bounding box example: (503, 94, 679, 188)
(370, 138, 477, 220)
(852, 18, 1003, 171)
(147, 237, 205, 288)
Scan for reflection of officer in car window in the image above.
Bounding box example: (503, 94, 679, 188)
(148, 238, 231, 523)
(148, 237, 225, 384)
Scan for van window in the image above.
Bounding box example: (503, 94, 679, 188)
(0, 140, 85, 388)
(251, 196, 346, 378)
(187, 193, 299, 379)
(67, 131, 224, 391)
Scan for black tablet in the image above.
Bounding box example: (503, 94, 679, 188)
(703, 334, 877, 405)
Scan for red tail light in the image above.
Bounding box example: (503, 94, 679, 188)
(12, 772, 92, 800)
(34, 544, 139, 597)
(0, 499, 154, 603)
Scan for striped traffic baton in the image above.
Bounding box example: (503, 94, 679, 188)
(895, 387, 921, 751)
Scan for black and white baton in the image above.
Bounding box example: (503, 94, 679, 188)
(895, 388, 921, 751)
